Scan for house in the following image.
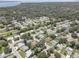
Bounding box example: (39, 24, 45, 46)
(20, 46, 29, 52)
(26, 50, 33, 58)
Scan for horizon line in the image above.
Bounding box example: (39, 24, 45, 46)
(0, 1, 79, 3)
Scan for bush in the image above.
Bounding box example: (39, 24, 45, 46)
(58, 38, 68, 44)
(0, 24, 4, 28)
(14, 26, 21, 30)
(71, 33, 78, 39)
(69, 27, 75, 33)
(69, 25, 79, 33)
(57, 27, 66, 33)
(21, 33, 32, 40)
(36, 40, 45, 49)
(14, 37, 19, 41)
(20, 33, 27, 39)
(0, 36, 6, 41)
(0, 40, 8, 47)
(70, 21, 78, 27)
(77, 29, 79, 33)
(47, 48, 54, 55)
(61, 49, 67, 56)
(4, 47, 12, 54)
(69, 41, 75, 48)
(6, 32, 12, 37)
(33, 47, 42, 55)
(50, 34, 56, 39)
(26, 41, 31, 48)
(75, 43, 79, 49)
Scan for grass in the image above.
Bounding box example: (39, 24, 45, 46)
(0, 47, 5, 54)
(19, 50, 26, 58)
(0, 30, 18, 37)
(0, 47, 2, 54)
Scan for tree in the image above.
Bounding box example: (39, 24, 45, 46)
(50, 34, 56, 39)
(0, 40, 8, 47)
(21, 33, 32, 40)
(71, 33, 78, 39)
(57, 27, 66, 33)
(70, 21, 78, 27)
(69, 41, 75, 48)
(36, 40, 45, 49)
(54, 52, 61, 58)
(4, 47, 12, 54)
(69, 27, 75, 33)
(0, 36, 6, 41)
(33, 47, 42, 55)
(75, 43, 79, 49)
(58, 38, 68, 44)
(47, 47, 54, 56)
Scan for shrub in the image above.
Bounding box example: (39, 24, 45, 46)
(69, 27, 75, 33)
(20, 33, 27, 39)
(57, 27, 66, 33)
(14, 37, 19, 41)
(77, 29, 79, 33)
(21, 33, 32, 40)
(58, 38, 68, 44)
(0, 36, 6, 41)
(71, 33, 78, 39)
(33, 47, 42, 55)
(69, 25, 79, 33)
(47, 48, 54, 55)
(50, 34, 56, 39)
(6, 32, 12, 37)
(75, 43, 79, 49)
(14, 26, 21, 30)
(26, 41, 31, 48)
(70, 21, 78, 27)
(69, 41, 75, 48)
(36, 40, 45, 49)
(0, 24, 4, 28)
(0, 40, 8, 47)
(4, 47, 12, 54)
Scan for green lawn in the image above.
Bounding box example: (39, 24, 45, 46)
(0, 47, 2, 54)
(19, 50, 26, 58)
(0, 30, 18, 37)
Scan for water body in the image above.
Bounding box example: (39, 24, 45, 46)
(0, 2, 21, 7)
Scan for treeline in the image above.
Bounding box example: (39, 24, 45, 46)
(0, 2, 79, 22)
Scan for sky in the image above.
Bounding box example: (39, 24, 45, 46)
(0, 0, 79, 2)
